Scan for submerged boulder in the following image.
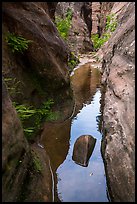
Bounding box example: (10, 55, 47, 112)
(72, 135, 96, 167)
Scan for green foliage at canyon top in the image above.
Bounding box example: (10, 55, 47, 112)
(91, 13, 117, 50)
(55, 8, 73, 40)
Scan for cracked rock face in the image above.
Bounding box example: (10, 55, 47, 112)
(101, 2, 135, 202)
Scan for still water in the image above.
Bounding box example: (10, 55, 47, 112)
(41, 63, 109, 202)
(57, 89, 108, 202)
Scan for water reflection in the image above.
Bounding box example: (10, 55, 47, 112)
(40, 120, 71, 202)
(57, 90, 108, 202)
(71, 63, 101, 116)
(40, 63, 108, 202)
(40, 120, 71, 172)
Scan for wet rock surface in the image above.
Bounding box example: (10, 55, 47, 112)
(72, 135, 96, 167)
(101, 2, 135, 202)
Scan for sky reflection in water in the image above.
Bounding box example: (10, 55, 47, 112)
(57, 89, 109, 202)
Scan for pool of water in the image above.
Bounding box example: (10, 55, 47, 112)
(57, 89, 109, 202)
(40, 63, 109, 202)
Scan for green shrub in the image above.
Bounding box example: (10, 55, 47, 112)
(105, 14, 117, 32)
(13, 102, 37, 140)
(55, 8, 73, 40)
(4, 77, 23, 96)
(36, 99, 59, 122)
(68, 52, 79, 71)
(91, 13, 117, 50)
(13, 103, 37, 121)
(5, 32, 32, 53)
(91, 33, 109, 50)
(13, 99, 59, 140)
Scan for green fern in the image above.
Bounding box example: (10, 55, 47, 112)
(5, 32, 32, 53)
(13, 100, 59, 140)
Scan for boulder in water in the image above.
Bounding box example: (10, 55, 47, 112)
(72, 135, 96, 167)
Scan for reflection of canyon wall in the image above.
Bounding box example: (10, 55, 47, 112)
(71, 63, 101, 115)
(40, 120, 71, 172)
(40, 120, 72, 202)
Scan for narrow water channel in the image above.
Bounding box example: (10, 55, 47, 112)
(40, 62, 109, 202)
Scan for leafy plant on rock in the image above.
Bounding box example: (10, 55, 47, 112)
(5, 32, 32, 53)
(13, 99, 59, 141)
(105, 13, 117, 32)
